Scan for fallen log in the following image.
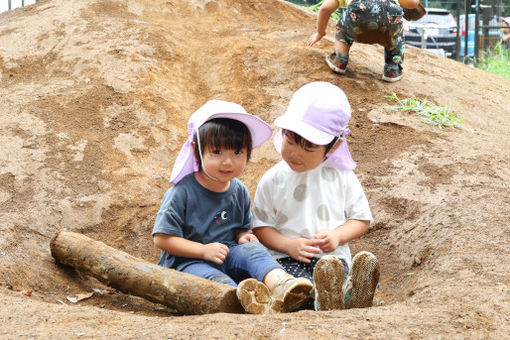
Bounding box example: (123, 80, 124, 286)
(50, 230, 243, 315)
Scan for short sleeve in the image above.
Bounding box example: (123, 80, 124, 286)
(152, 187, 186, 237)
(343, 171, 373, 223)
(252, 171, 277, 228)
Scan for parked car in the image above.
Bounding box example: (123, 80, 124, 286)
(458, 14, 500, 57)
(404, 8, 457, 58)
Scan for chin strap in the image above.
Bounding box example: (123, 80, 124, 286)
(195, 129, 220, 182)
(324, 135, 343, 161)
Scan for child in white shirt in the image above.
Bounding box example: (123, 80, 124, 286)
(252, 82, 379, 310)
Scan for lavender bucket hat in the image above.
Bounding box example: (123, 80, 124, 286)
(273, 81, 356, 171)
(169, 99, 273, 185)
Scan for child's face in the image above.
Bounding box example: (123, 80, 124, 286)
(200, 146, 248, 185)
(281, 133, 327, 172)
(502, 21, 510, 33)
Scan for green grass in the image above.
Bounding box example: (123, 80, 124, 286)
(386, 93, 464, 129)
(476, 43, 510, 80)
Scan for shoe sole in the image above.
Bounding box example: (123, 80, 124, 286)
(313, 255, 345, 311)
(280, 278, 313, 313)
(325, 55, 347, 74)
(382, 74, 403, 82)
(237, 278, 280, 314)
(344, 251, 380, 309)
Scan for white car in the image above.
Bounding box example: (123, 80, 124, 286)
(404, 8, 458, 58)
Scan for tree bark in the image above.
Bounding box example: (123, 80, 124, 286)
(50, 230, 243, 315)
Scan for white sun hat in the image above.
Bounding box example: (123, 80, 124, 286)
(169, 100, 273, 185)
(273, 81, 356, 170)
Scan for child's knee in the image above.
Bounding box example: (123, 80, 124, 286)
(237, 241, 267, 256)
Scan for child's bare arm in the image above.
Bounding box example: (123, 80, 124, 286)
(253, 226, 323, 263)
(153, 233, 229, 264)
(398, 0, 420, 9)
(307, 0, 340, 46)
(237, 229, 259, 244)
(314, 219, 370, 253)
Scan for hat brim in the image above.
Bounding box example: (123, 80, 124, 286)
(207, 112, 273, 148)
(274, 114, 335, 146)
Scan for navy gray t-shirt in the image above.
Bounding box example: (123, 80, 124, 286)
(152, 173, 251, 271)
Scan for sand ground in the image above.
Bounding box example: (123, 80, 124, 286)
(1, 0, 509, 339)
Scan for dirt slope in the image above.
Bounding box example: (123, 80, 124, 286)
(1, 0, 509, 338)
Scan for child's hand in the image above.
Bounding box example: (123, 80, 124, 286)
(307, 32, 325, 47)
(238, 231, 259, 244)
(202, 242, 229, 264)
(314, 229, 342, 253)
(288, 238, 324, 263)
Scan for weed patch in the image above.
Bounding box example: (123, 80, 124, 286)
(386, 93, 464, 129)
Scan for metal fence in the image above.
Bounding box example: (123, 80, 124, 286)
(4, 0, 40, 11)
(455, 0, 510, 62)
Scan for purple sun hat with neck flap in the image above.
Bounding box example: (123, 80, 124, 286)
(273, 81, 356, 171)
(169, 99, 273, 185)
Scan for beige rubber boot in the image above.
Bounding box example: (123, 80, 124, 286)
(343, 251, 380, 309)
(313, 255, 345, 311)
(236, 278, 282, 314)
(271, 274, 313, 313)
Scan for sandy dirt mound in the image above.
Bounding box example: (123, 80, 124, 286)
(1, 0, 509, 338)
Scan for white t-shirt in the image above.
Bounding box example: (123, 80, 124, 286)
(252, 160, 373, 267)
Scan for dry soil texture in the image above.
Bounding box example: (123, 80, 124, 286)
(1, 0, 509, 339)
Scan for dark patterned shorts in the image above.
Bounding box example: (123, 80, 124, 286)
(277, 256, 349, 283)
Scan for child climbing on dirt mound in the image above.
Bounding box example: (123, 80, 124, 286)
(152, 99, 313, 314)
(307, 0, 424, 82)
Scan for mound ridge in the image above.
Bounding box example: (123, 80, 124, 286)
(1, 0, 509, 338)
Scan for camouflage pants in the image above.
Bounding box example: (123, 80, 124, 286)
(336, 0, 405, 66)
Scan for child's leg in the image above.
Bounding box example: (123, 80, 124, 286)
(262, 257, 316, 313)
(382, 32, 405, 81)
(335, 40, 351, 56)
(223, 242, 282, 284)
(384, 27, 405, 68)
(228, 242, 284, 314)
(228, 243, 312, 313)
(382, 45, 404, 82)
(236, 278, 277, 314)
(263, 268, 314, 313)
(325, 15, 354, 74)
(382, 1, 405, 81)
(313, 255, 347, 311)
(343, 251, 380, 308)
(181, 261, 237, 286)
